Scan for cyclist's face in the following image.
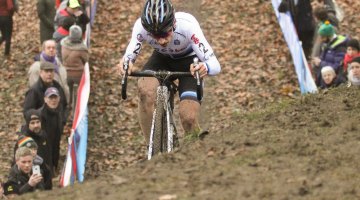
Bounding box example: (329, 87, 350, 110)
(153, 30, 173, 47)
(43, 41, 56, 57)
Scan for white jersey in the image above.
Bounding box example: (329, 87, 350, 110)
(123, 12, 221, 75)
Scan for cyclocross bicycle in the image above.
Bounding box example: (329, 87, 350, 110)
(121, 58, 202, 160)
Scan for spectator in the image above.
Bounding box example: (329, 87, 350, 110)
(19, 109, 53, 174)
(348, 57, 360, 87)
(61, 25, 89, 107)
(311, 21, 347, 86)
(312, 5, 339, 58)
(319, 66, 345, 89)
(54, 0, 89, 40)
(278, 0, 315, 59)
(37, 0, 56, 43)
(54, 0, 89, 30)
(28, 40, 70, 103)
(313, 5, 339, 28)
(23, 61, 68, 122)
(343, 39, 360, 74)
(38, 87, 65, 173)
(14, 136, 52, 190)
(6, 147, 44, 195)
(53, 16, 75, 60)
(0, 0, 15, 56)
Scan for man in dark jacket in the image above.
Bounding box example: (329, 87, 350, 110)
(38, 87, 64, 173)
(21, 109, 53, 173)
(23, 61, 68, 122)
(0, 0, 15, 56)
(37, 0, 56, 43)
(311, 21, 347, 86)
(6, 147, 44, 195)
(14, 135, 53, 190)
(278, 0, 315, 59)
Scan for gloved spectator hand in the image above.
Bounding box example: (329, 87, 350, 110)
(278, 0, 289, 13)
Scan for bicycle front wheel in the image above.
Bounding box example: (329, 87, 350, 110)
(151, 89, 167, 157)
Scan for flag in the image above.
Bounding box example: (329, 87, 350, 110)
(271, 0, 318, 94)
(60, 63, 91, 187)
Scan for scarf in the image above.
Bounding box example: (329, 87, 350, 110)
(41, 52, 59, 73)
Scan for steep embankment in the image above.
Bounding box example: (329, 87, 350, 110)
(21, 86, 360, 200)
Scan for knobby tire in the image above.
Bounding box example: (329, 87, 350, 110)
(152, 91, 166, 155)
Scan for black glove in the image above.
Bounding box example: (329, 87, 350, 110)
(278, 0, 289, 13)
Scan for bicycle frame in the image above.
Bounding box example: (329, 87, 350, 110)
(121, 63, 203, 159)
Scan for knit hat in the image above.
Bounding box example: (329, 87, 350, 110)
(347, 39, 360, 51)
(24, 109, 41, 126)
(321, 66, 336, 75)
(40, 61, 55, 70)
(69, 0, 81, 8)
(45, 87, 60, 97)
(68, 25, 83, 43)
(350, 56, 360, 64)
(17, 135, 38, 149)
(318, 21, 335, 37)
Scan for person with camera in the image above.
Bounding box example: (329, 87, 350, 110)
(14, 136, 53, 190)
(6, 147, 44, 195)
(18, 109, 53, 179)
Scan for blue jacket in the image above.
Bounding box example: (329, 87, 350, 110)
(316, 35, 347, 86)
(319, 35, 348, 72)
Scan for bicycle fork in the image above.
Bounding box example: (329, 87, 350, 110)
(148, 85, 176, 160)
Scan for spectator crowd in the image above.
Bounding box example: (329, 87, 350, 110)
(278, 0, 360, 89)
(1, 0, 90, 198)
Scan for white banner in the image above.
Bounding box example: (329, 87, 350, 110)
(271, 0, 318, 94)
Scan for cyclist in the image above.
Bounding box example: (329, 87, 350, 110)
(117, 0, 221, 144)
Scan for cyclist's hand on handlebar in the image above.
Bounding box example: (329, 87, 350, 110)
(117, 58, 133, 76)
(190, 62, 208, 78)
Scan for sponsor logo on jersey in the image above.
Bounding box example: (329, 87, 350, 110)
(191, 34, 200, 44)
(137, 34, 144, 42)
(174, 39, 180, 45)
(175, 47, 186, 52)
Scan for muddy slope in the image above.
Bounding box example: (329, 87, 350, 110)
(19, 86, 360, 200)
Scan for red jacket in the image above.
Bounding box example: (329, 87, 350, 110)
(344, 53, 360, 72)
(0, 0, 14, 16)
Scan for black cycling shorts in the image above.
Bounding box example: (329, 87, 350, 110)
(143, 50, 200, 102)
